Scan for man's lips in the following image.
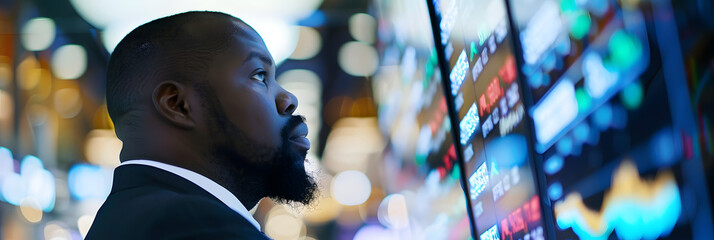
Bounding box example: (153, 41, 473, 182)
(289, 122, 310, 151)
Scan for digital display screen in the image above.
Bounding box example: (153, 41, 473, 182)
(507, 0, 714, 239)
(426, 0, 714, 238)
(429, 0, 546, 239)
(373, 0, 471, 238)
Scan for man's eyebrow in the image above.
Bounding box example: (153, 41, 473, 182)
(244, 51, 273, 65)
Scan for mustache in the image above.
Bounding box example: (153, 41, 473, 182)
(281, 115, 307, 139)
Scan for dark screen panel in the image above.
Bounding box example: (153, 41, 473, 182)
(429, 0, 547, 239)
(374, 0, 472, 238)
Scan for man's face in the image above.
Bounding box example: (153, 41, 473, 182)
(196, 22, 316, 205)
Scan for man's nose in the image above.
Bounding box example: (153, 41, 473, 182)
(276, 88, 298, 116)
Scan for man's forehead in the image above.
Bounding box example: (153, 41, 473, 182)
(225, 26, 273, 64)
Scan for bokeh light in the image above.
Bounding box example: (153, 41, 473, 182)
(19, 198, 42, 223)
(322, 118, 383, 173)
(84, 129, 122, 167)
(289, 27, 322, 60)
(608, 30, 643, 69)
(264, 205, 306, 240)
(620, 80, 643, 110)
(338, 41, 379, 76)
(77, 215, 95, 239)
(0, 0, 708, 239)
(17, 56, 41, 90)
(349, 13, 376, 44)
(44, 223, 71, 240)
(0, 90, 13, 122)
(67, 164, 112, 201)
(53, 88, 83, 119)
(20, 17, 56, 51)
(69, 0, 322, 65)
(0, 57, 12, 88)
(248, 19, 299, 65)
(569, 11, 591, 39)
(302, 195, 343, 224)
(332, 170, 371, 206)
(377, 193, 409, 229)
(51, 45, 88, 80)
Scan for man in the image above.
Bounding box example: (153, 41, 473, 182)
(86, 11, 318, 239)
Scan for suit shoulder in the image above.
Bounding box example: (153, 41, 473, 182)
(149, 195, 267, 239)
(87, 188, 266, 240)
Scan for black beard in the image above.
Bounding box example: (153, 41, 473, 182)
(263, 115, 318, 205)
(196, 83, 318, 206)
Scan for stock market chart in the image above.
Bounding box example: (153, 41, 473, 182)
(430, 0, 546, 239)
(426, 0, 713, 238)
(507, 0, 713, 238)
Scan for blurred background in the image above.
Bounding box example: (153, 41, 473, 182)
(0, 0, 712, 239)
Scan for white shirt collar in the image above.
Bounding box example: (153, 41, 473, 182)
(120, 159, 261, 230)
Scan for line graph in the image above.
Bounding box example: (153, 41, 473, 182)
(554, 160, 681, 240)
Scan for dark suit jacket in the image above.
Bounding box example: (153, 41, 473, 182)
(86, 164, 271, 240)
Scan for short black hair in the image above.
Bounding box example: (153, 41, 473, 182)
(106, 11, 250, 126)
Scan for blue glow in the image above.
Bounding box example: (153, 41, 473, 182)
(548, 182, 563, 200)
(543, 52, 556, 72)
(2, 169, 56, 212)
(528, 70, 544, 88)
(522, 64, 536, 76)
(479, 224, 500, 240)
(20, 155, 43, 177)
(297, 10, 326, 27)
(483, 134, 528, 168)
(520, 1, 562, 65)
(555, 36, 571, 55)
(573, 123, 590, 143)
(544, 155, 564, 175)
(586, 0, 609, 16)
(450, 50, 468, 96)
(0, 147, 13, 169)
(583, 52, 619, 99)
(555, 163, 682, 240)
(0, 147, 13, 202)
(1, 172, 25, 206)
(533, 80, 579, 147)
(26, 168, 56, 212)
(0, 155, 56, 211)
(556, 183, 681, 240)
(557, 136, 573, 156)
(651, 129, 681, 166)
(459, 103, 480, 145)
(68, 164, 112, 201)
(469, 162, 489, 200)
(593, 103, 613, 131)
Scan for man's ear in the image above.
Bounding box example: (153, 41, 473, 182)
(152, 81, 195, 129)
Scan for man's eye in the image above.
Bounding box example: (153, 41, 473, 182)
(252, 72, 266, 82)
